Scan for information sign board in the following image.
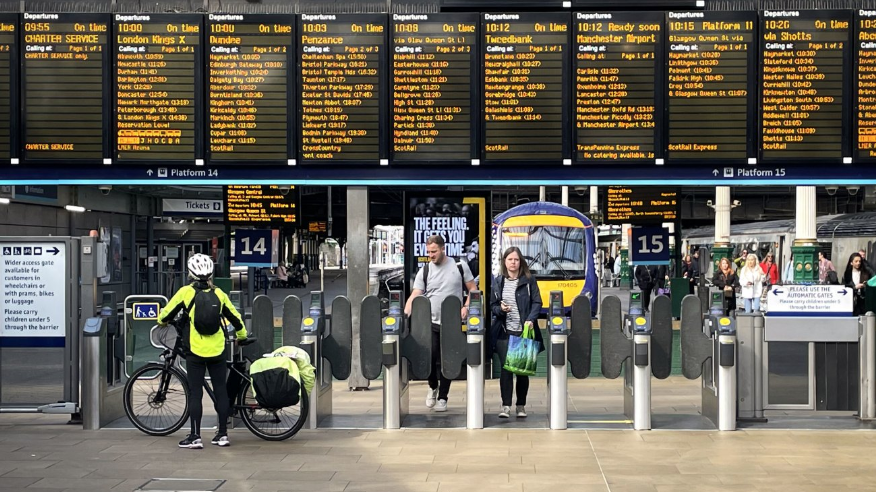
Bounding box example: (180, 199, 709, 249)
(224, 185, 297, 225)
(0, 241, 66, 337)
(605, 186, 678, 224)
(766, 284, 853, 314)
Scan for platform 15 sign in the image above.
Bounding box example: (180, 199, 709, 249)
(630, 227, 670, 265)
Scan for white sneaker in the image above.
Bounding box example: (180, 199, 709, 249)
(435, 399, 448, 412)
(516, 406, 527, 418)
(425, 388, 438, 408)
(499, 406, 510, 418)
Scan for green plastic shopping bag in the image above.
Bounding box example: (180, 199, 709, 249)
(503, 324, 540, 376)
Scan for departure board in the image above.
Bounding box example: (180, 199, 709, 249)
(605, 186, 679, 224)
(575, 11, 662, 162)
(0, 14, 15, 162)
(760, 10, 850, 161)
(482, 13, 570, 162)
(856, 11, 876, 161)
(115, 14, 203, 163)
(299, 14, 386, 164)
(22, 13, 109, 162)
(224, 185, 297, 225)
(667, 11, 756, 161)
(207, 14, 293, 164)
(391, 13, 477, 162)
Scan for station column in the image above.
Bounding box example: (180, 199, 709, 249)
(347, 186, 370, 389)
(792, 186, 818, 282)
(712, 186, 733, 270)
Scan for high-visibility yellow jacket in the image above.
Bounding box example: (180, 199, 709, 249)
(158, 281, 246, 358)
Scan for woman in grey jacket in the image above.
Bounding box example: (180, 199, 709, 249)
(490, 247, 543, 419)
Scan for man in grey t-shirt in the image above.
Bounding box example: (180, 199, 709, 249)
(404, 235, 476, 412)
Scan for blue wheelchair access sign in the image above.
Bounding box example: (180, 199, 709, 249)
(630, 227, 670, 265)
(132, 302, 160, 320)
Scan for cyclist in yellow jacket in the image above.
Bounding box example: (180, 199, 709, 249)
(158, 254, 246, 449)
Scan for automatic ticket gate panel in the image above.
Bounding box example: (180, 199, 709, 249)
(324, 296, 352, 380)
(681, 295, 710, 379)
(569, 295, 592, 379)
(282, 295, 303, 347)
(600, 295, 627, 379)
(248, 295, 274, 360)
(404, 296, 432, 380)
(440, 295, 465, 380)
(359, 295, 383, 381)
(650, 295, 673, 380)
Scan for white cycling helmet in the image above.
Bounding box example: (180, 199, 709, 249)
(187, 253, 214, 279)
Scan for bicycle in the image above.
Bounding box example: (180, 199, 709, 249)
(123, 318, 309, 441)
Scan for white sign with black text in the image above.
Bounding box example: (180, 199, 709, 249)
(766, 284, 853, 314)
(1, 242, 66, 337)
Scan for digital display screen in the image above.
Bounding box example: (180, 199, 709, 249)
(224, 185, 297, 225)
(605, 186, 679, 224)
(391, 13, 477, 162)
(856, 11, 876, 161)
(207, 14, 293, 163)
(667, 11, 755, 160)
(22, 13, 109, 161)
(115, 14, 203, 163)
(299, 14, 386, 163)
(760, 10, 850, 161)
(0, 14, 15, 161)
(482, 13, 569, 162)
(575, 11, 661, 162)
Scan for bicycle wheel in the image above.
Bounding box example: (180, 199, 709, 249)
(237, 380, 309, 441)
(124, 363, 190, 436)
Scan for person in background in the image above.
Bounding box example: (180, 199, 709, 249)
(783, 254, 795, 283)
(681, 254, 696, 295)
(760, 253, 779, 286)
(859, 249, 875, 276)
(738, 254, 765, 313)
(490, 247, 542, 419)
(843, 252, 872, 316)
(713, 257, 740, 315)
(818, 251, 836, 284)
(276, 262, 289, 288)
(734, 249, 748, 270)
(634, 264, 657, 311)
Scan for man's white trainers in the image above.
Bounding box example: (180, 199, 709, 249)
(426, 388, 438, 408)
(499, 406, 511, 418)
(516, 405, 527, 418)
(435, 399, 448, 412)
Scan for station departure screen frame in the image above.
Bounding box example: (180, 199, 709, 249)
(665, 11, 757, 163)
(574, 11, 664, 164)
(758, 9, 851, 164)
(21, 13, 110, 163)
(855, 10, 876, 162)
(0, 13, 17, 163)
(114, 13, 205, 165)
(481, 12, 571, 164)
(390, 13, 479, 164)
(206, 14, 295, 165)
(298, 13, 388, 165)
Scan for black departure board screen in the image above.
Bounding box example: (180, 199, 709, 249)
(299, 14, 386, 164)
(115, 14, 203, 163)
(22, 13, 109, 162)
(760, 10, 850, 161)
(605, 186, 679, 224)
(575, 12, 662, 162)
(0, 14, 15, 162)
(856, 10, 876, 161)
(482, 13, 570, 163)
(667, 11, 756, 161)
(391, 13, 477, 163)
(224, 185, 298, 225)
(207, 14, 293, 164)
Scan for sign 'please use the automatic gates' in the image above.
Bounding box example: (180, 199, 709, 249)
(766, 285, 853, 315)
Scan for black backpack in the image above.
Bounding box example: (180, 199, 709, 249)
(187, 287, 223, 336)
(422, 260, 467, 295)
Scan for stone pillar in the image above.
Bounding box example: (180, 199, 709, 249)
(347, 186, 370, 389)
(589, 186, 598, 216)
(561, 186, 568, 206)
(712, 186, 734, 272)
(791, 186, 818, 283)
(539, 186, 546, 201)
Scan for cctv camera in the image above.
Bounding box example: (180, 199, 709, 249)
(278, 185, 291, 196)
(825, 185, 838, 196)
(574, 186, 586, 196)
(98, 185, 112, 195)
(732, 199, 741, 207)
(706, 199, 713, 207)
(848, 186, 860, 196)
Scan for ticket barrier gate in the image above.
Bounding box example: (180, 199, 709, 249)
(82, 296, 127, 430)
(546, 292, 592, 430)
(681, 293, 737, 431)
(601, 292, 672, 430)
(360, 291, 430, 429)
(277, 291, 352, 429)
(465, 291, 485, 429)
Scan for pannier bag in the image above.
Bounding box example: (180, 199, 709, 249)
(249, 356, 302, 409)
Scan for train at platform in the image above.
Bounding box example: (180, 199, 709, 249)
(682, 212, 876, 278)
(492, 202, 599, 315)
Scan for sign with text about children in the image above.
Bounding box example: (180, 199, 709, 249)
(413, 216, 470, 262)
(1, 242, 66, 337)
(766, 285, 853, 315)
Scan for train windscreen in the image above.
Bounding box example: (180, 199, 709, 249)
(500, 226, 586, 278)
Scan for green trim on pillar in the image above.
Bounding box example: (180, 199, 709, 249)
(791, 244, 818, 282)
(620, 248, 630, 287)
(712, 245, 734, 272)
